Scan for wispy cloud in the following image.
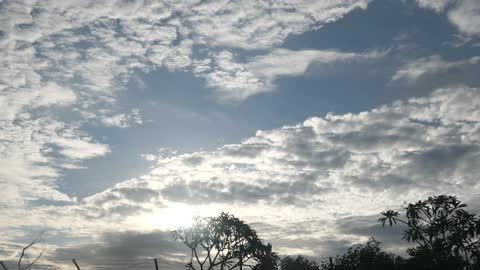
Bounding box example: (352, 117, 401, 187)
(198, 48, 385, 101)
(392, 55, 480, 82)
(100, 109, 143, 128)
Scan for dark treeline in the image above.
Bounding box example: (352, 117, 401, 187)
(173, 195, 480, 270)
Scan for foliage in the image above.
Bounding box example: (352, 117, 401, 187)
(281, 255, 319, 270)
(172, 212, 278, 270)
(253, 243, 279, 270)
(320, 238, 403, 270)
(379, 195, 480, 269)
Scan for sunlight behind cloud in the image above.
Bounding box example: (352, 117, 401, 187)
(136, 203, 219, 230)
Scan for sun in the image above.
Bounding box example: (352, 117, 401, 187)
(132, 202, 225, 231)
(156, 203, 197, 229)
(135, 203, 219, 230)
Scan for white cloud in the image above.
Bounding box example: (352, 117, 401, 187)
(415, 0, 480, 36)
(199, 51, 266, 101)
(0, 117, 110, 206)
(0, 0, 373, 209)
(35, 82, 77, 107)
(1, 86, 479, 267)
(189, 0, 370, 49)
(197, 49, 385, 101)
(415, 0, 452, 12)
(7, 0, 480, 266)
(55, 86, 478, 253)
(0, 0, 373, 108)
(100, 109, 143, 128)
(448, 0, 480, 36)
(248, 48, 385, 81)
(1, 0, 371, 211)
(392, 55, 480, 82)
(248, 49, 357, 78)
(87, 87, 480, 256)
(52, 137, 110, 160)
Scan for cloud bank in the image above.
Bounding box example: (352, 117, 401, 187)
(5, 86, 477, 259)
(1, 85, 479, 268)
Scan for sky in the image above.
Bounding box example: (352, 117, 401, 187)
(1, 0, 480, 269)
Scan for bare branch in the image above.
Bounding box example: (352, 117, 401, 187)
(18, 232, 46, 270)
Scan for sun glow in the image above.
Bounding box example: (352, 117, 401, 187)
(135, 203, 220, 230)
(157, 204, 197, 229)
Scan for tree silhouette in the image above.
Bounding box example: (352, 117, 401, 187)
(320, 238, 402, 270)
(252, 243, 279, 270)
(379, 195, 480, 269)
(172, 212, 278, 270)
(281, 255, 319, 270)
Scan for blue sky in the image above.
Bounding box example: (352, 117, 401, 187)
(1, 0, 480, 269)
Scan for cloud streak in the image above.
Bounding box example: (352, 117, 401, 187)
(198, 48, 384, 101)
(392, 55, 480, 82)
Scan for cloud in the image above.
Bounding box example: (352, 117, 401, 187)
(0, 117, 109, 206)
(0, 0, 373, 209)
(335, 215, 411, 254)
(448, 0, 480, 36)
(392, 55, 480, 82)
(0, 0, 372, 107)
(100, 109, 143, 128)
(3, 83, 480, 261)
(2, 0, 480, 266)
(53, 230, 187, 260)
(2, 87, 479, 266)
(69, 86, 477, 258)
(199, 51, 266, 101)
(198, 49, 385, 101)
(415, 0, 452, 12)
(415, 0, 480, 36)
(188, 0, 370, 49)
(139, 87, 480, 213)
(40, 230, 188, 270)
(160, 178, 332, 207)
(80, 178, 164, 219)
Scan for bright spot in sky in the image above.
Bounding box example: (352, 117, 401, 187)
(136, 203, 221, 230)
(158, 204, 197, 228)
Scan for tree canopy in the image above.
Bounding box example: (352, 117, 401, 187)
(171, 195, 480, 270)
(281, 255, 319, 270)
(379, 195, 480, 269)
(320, 238, 402, 270)
(172, 212, 279, 270)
